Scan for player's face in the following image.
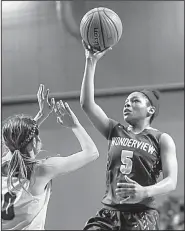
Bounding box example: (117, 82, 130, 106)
(123, 92, 150, 124)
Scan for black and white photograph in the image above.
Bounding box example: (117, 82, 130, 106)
(1, 1, 184, 230)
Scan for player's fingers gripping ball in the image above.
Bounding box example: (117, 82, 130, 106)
(80, 7, 123, 51)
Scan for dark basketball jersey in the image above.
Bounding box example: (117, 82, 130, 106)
(102, 119, 163, 211)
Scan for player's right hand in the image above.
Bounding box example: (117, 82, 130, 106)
(82, 40, 112, 63)
(54, 100, 80, 128)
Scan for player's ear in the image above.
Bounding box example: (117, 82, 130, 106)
(147, 106, 155, 116)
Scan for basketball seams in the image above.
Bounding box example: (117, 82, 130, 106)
(80, 8, 98, 22)
(81, 15, 93, 44)
(101, 11, 118, 45)
(97, 9, 106, 50)
(80, 11, 96, 25)
(103, 9, 119, 42)
(86, 13, 95, 47)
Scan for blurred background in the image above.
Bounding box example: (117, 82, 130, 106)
(2, 1, 184, 230)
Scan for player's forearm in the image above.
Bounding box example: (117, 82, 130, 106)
(72, 122, 99, 154)
(144, 176, 176, 198)
(80, 58, 97, 108)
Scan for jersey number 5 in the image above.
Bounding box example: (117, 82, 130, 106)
(120, 150, 133, 174)
(1, 192, 16, 220)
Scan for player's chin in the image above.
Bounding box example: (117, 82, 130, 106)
(124, 114, 132, 123)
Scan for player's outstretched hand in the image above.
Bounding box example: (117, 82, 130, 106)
(115, 176, 148, 204)
(82, 40, 112, 64)
(37, 84, 55, 116)
(34, 84, 55, 127)
(54, 100, 80, 128)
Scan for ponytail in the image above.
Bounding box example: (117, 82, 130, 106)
(7, 149, 38, 195)
(3, 116, 40, 194)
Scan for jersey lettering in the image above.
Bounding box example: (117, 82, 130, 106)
(111, 137, 155, 154)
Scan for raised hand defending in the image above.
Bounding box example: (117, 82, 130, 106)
(37, 84, 55, 116)
(34, 84, 55, 126)
(54, 100, 79, 128)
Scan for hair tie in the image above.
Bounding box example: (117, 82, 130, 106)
(13, 149, 21, 157)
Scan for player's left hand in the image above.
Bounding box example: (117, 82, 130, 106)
(34, 84, 55, 127)
(115, 175, 147, 204)
(37, 84, 55, 116)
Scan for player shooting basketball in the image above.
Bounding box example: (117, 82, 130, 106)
(2, 84, 99, 230)
(80, 41, 178, 230)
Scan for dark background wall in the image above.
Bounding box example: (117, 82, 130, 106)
(2, 1, 184, 230)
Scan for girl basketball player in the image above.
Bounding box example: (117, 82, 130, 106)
(2, 84, 99, 230)
(80, 41, 178, 230)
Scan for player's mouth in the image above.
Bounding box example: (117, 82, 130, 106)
(123, 109, 132, 115)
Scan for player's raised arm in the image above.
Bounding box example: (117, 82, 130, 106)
(80, 41, 112, 139)
(40, 100, 99, 180)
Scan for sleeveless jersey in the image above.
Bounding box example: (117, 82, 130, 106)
(102, 119, 162, 211)
(2, 174, 51, 230)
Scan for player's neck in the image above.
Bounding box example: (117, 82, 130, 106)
(128, 120, 151, 134)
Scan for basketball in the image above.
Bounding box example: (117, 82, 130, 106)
(80, 7, 123, 51)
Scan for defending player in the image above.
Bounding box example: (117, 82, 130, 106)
(2, 84, 99, 230)
(80, 41, 178, 230)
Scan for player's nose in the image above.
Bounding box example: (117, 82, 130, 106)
(124, 101, 131, 108)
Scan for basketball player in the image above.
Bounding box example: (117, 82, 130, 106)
(2, 84, 99, 230)
(80, 41, 178, 230)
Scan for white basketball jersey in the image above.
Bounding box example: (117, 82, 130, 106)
(2, 176, 51, 230)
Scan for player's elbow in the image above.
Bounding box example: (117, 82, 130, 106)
(88, 147, 99, 161)
(168, 176, 177, 191)
(92, 151, 99, 161)
(171, 178, 177, 191)
(80, 95, 87, 107)
(80, 99, 94, 111)
(80, 100, 89, 111)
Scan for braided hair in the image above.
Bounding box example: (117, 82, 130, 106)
(2, 114, 40, 194)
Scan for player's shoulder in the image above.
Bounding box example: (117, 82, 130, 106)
(109, 118, 126, 130)
(146, 127, 163, 136)
(145, 128, 175, 146)
(140, 127, 164, 144)
(32, 157, 51, 177)
(159, 132, 176, 146)
(107, 118, 126, 139)
(34, 155, 61, 176)
(109, 118, 119, 126)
